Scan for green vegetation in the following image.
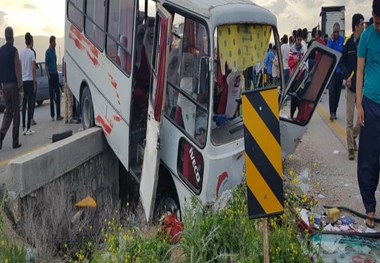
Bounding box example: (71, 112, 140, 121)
(0, 198, 26, 263)
(81, 181, 322, 262)
(1, 166, 323, 262)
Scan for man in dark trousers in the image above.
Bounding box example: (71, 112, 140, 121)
(356, 0, 380, 229)
(340, 13, 365, 160)
(20, 32, 37, 135)
(327, 22, 345, 121)
(45, 35, 63, 121)
(0, 27, 22, 149)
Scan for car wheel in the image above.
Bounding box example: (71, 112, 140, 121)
(81, 86, 94, 130)
(36, 100, 43, 106)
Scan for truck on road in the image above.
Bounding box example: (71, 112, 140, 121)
(320, 6, 346, 37)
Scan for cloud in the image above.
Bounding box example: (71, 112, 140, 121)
(0, 10, 8, 30)
(42, 25, 63, 36)
(23, 4, 37, 10)
(253, 0, 372, 36)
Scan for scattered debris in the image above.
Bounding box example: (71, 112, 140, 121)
(312, 234, 380, 262)
(299, 169, 310, 192)
(75, 196, 97, 209)
(327, 207, 341, 222)
(213, 189, 233, 213)
(159, 212, 184, 244)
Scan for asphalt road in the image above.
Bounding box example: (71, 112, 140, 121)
(287, 87, 380, 218)
(0, 99, 82, 175)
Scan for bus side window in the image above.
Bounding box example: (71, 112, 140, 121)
(106, 0, 134, 75)
(142, 17, 155, 69)
(165, 12, 209, 147)
(118, 35, 132, 74)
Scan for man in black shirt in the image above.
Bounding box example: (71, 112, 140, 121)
(0, 27, 22, 149)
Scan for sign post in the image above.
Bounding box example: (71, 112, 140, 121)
(242, 87, 284, 261)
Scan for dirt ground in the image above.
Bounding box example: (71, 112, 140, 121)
(283, 110, 380, 230)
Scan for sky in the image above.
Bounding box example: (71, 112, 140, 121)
(0, 0, 373, 38)
(0, 0, 65, 37)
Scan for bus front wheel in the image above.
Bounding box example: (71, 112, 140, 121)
(81, 86, 94, 130)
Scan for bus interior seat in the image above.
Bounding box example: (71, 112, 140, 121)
(224, 70, 242, 118)
(166, 46, 181, 115)
(175, 52, 197, 136)
(142, 25, 155, 69)
(117, 35, 132, 74)
(167, 39, 182, 85)
(135, 24, 146, 70)
(216, 61, 233, 116)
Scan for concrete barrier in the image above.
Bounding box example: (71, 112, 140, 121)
(5, 127, 108, 197)
(3, 127, 120, 255)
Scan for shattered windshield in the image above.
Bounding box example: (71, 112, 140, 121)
(312, 234, 380, 262)
(212, 24, 281, 146)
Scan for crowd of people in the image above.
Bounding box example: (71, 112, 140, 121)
(259, 1, 379, 229)
(0, 29, 79, 150)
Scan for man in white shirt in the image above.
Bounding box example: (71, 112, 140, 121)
(281, 34, 290, 85)
(19, 32, 36, 135)
(301, 28, 308, 54)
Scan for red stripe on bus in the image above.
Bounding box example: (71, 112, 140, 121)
(108, 74, 118, 89)
(216, 172, 228, 197)
(69, 33, 85, 51)
(96, 115, 112, 135)
(86, 50, 99, 67)
(70, 25, 99, 58)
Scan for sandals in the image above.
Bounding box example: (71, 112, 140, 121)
(365, 216, 375, 229)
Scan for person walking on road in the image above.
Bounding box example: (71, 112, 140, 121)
(281, 34, 290, 85)
(340, 13, 365, 160)
(356, 0, 380, 229)
(264, 43, 275, 85)
(45, 35, 63, 121)
(20, 32, 37, 135)
(288, 29, 304, 119)
(30, 47, 37, 126)
(327, 22, 345, 121)
(0, 27, 22, 149)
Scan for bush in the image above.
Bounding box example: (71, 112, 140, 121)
(0, 198, 26, 263)
(176, 185, 321, 263)
(89, 183, 322, 263)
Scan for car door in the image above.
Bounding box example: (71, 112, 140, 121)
(279, 42, 341, 157)
(35, 62, 50, 103)
(139, 4, 172, 222)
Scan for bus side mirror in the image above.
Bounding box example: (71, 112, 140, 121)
(197, 56, 209, 94)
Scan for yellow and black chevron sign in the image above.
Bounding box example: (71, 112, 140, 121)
(242, 87, 284, 219)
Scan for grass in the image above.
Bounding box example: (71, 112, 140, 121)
(0, 197, 26, 263)
(0, 164, 323, 262)
(82, 178, 323, 262)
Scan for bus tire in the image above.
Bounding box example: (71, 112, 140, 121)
(155, 195, 181, 221)
(154, 167, 181, 222)
(81, 86, 94, 130)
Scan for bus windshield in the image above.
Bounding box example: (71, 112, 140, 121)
(212, 24, 281, 146)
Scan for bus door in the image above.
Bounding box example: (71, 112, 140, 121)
(279, 42, 341, 157)
(140, 4, 172, 222)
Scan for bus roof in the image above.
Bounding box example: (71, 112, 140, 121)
(162, 0, 277, 27)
